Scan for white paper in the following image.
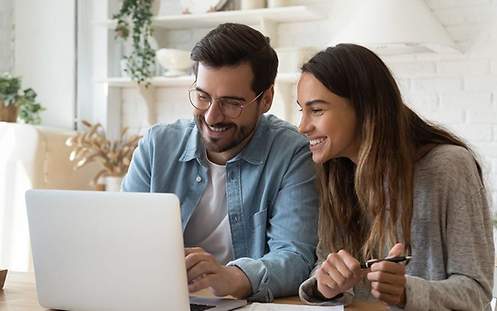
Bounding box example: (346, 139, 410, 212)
(239, 303, 344, 310)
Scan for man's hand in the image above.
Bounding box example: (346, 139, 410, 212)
(185, 247, 251, 298)
(315, 249, 363, 299)
(367, 243, 407, 306)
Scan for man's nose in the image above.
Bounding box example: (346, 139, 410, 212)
(204, 100, 225, 125)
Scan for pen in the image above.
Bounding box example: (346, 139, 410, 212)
(360, 255, 412, 269)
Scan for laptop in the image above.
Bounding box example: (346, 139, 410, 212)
(25, 189, 248, 311)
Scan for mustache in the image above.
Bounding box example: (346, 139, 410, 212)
(195, 115, 235, 128)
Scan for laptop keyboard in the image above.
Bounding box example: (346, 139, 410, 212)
(190, 303, 215, 311)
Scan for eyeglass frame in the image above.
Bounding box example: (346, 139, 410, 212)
(188, 85, 266, 119)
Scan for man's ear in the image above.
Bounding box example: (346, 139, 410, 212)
(260, 85, 274, 113)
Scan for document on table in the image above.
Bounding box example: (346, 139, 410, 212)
(240, 303, 344, 310)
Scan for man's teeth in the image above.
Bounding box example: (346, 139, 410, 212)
(309, 137, 326, 146)
(209, 125, 229, 132)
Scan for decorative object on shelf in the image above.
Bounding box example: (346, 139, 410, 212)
(113, 0, 158, 85)
(267, 0, 290, 8)
(275, 47, 317, 73)
(156, 48, 193, 77)
(0, 72, 45, 124)
(0, 268, 6, 289)
(65, 120, 141, 190)
(180, 0, 228, 14)
(241, 0, 266, 10)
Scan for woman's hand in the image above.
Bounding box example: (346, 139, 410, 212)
(367, 243, 407, 306)
(315, 249, 363, 299)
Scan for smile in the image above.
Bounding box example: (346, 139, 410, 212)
(208, 125, 230, 132)
(309, 137, 326, 147)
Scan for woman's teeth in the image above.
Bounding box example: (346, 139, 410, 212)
(309, 137, 326, 146)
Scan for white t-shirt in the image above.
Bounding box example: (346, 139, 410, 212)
(183, 159, 234, 264)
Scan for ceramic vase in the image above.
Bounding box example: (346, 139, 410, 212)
(105, 176, 123, 192)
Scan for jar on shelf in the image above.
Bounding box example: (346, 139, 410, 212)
(241, 0, 266, 10)
(267, 0, 290, 8)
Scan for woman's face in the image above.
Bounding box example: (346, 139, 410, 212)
(297, 72, 360, 164)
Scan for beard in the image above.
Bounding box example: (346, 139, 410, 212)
(194, 115, 256, 153)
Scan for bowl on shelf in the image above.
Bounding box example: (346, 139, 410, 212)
(156, 48, 193, 77)
(241, 0, 266, 10)
(267, 0, 290, 8)
(180, 0, 228, 14)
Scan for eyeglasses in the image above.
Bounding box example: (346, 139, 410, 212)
(188, 87, 265, 119)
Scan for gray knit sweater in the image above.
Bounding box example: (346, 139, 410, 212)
(299, 144, 494, 310)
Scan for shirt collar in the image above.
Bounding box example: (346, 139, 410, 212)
(179, 125, 204, 163)
(229, 116, 268, 166)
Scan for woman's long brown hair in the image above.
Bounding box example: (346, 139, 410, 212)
(302, 44, 483, 260)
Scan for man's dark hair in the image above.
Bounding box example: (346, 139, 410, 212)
(191, 23, 278, 95)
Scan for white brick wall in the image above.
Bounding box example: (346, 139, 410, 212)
(438, 59, 490, 75)
(120, 0, 497, 210)
(0, 0, 13, 72)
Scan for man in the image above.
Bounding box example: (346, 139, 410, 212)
(122, 23, 318, 302)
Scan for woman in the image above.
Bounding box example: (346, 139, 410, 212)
(297, 44, 494, 310)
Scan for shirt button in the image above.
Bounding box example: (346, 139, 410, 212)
(195, 176, 202, 183)
(233, 216, 239, 223)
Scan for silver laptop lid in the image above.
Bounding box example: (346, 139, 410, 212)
(26, 190, 190, 311)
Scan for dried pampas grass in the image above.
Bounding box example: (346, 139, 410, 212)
(66, 120, 141, 185)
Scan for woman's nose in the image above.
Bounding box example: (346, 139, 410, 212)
(298, 114, 311, 134)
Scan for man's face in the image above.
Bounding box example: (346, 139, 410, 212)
(192, 62, 270, 159)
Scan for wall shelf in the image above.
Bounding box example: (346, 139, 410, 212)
(102, 73, 299, 88)
(95, 2, 321, 134)
(99, 6, 323, 30)
(104, 76, 195, 88)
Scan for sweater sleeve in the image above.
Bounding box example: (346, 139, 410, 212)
(298, 240, 355, 306)
(405, 148, 494, 310)
(405, 274, 492, 311)
(299, 276, 354, 306)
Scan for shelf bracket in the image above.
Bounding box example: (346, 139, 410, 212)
(138, 85, 158, 126)
(273, 82, 297, 125)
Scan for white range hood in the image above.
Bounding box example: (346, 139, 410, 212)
(330, 0, 459, 55)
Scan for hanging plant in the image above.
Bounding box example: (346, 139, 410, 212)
(113, 0, 156, 86)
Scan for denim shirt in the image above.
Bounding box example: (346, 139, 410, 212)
(122, 114, 319, 302)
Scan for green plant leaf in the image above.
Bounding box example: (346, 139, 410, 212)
(113, 0, 156, 85)
(1, 73, 45, 124)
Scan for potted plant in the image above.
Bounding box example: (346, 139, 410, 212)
(0, 72, 45, 124)
(113, 0, 158, 85)
(65, 120, 141, 191)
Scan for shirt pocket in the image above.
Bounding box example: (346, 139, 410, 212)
(252, 209, 268, 230)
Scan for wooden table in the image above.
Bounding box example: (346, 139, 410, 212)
(0, 272, 386, 310)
